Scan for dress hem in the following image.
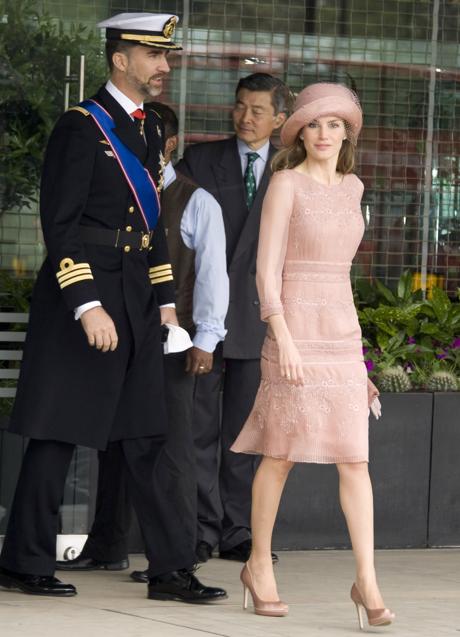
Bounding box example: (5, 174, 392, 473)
(230, 447, 368, 464)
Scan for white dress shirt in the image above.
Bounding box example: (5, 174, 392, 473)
(105, 79, 143, 117)
(237, 138, 270, 188)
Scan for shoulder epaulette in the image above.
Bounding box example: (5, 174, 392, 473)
(67, 106, 90, 117)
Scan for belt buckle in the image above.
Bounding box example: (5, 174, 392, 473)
(140, 232, 150, 250)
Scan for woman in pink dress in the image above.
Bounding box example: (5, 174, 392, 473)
(231, 83, 394, 628)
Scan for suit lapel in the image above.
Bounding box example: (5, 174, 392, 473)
(211, 137, 247, 240)
(96, 87, 147, 164)
(230, 143, 276, 266)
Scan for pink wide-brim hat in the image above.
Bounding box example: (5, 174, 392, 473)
(280, 82, 363, 147)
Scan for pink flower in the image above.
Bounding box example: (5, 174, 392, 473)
(452, 338, 460, 349)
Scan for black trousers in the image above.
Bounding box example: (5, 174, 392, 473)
(79, 352, 197, 567)
(193, 344, 260, 551)
(0, 430, 194, 577)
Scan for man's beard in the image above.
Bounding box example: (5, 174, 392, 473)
(143, 83, 162, 98)
(128, 72, 163, 99)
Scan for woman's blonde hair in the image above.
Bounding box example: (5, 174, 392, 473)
(271, 128, 356, 175)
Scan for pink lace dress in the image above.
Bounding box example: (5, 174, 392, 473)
(231, 169, 369, 463)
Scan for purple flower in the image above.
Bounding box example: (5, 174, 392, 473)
(452, 338, 460, 349)
(365, 359, 375, 371)
(407, 337, 416, 344)
(436, 352, 447, 360)
(362, 346, 369, 355)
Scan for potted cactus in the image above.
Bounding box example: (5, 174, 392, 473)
(426, 370, 458, 392)
(377, 366, 413, 393)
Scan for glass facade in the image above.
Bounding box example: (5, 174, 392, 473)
(1, 0, 459, 538)
(1, 0, 459, 291)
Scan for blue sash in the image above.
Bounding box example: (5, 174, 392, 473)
(79, 99, 160, 232)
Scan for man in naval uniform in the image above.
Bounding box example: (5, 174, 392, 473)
(0, 13, 226, 604)
(57, 102, 229, 584)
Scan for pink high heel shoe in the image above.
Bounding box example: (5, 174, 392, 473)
(351, 583, 395, 629)
(240, 563, 288, 617)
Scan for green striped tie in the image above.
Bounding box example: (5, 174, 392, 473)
(244, 152, 259, 208)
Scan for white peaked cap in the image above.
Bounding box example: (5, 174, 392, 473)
(97, 13, 182, 50)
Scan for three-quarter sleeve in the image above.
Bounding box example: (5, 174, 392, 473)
(256, 170, 294, 321)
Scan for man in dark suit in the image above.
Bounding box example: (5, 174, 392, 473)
(176, 73, 292, 563)
(0, 13, 226, 604)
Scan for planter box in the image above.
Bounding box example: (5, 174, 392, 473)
(428, 392, 460, 547)
(2, 392, 457, 552)
(371, 392, 433, 548)
(273, 392, 433, 550)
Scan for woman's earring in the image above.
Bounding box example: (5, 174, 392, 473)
(299, 135, 304, 140)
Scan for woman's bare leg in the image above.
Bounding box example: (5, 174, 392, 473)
(247, 456, 294, 600)
(337, 461, 385, 608)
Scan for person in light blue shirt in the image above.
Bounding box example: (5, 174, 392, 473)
(161, 158, 229, 361)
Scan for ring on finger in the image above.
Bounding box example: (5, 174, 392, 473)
(199, 365, 205, 370)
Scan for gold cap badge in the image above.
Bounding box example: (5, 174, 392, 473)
(163, 16, 177, 39)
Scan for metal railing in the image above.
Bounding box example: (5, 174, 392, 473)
(0, 312, 28, 400)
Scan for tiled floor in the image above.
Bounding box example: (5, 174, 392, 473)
(1, 549, 459, 636)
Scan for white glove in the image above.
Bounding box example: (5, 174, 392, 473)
(163, 323, 193, 354)
(370, 396, 382, 420)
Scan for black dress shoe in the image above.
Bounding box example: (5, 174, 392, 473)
(0, 567, 77, 596)
(219, 540, 279, 564)
(148, 569, 227, 604)
(56, 556, 129, 571)
(130, 569, 148, 583)
(195, 540, 213, 563)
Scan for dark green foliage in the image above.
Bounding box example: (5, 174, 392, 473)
(0, 0, 106, 213)
(356, 271, 460, 391)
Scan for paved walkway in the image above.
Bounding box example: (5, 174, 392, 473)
(0, 549, 459, 636)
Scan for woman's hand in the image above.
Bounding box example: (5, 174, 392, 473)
(367, 377, 379, 408)
(278, 336, 304, 385)
(267, 314, 304, 385)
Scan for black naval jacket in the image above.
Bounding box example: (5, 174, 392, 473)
(9, 86, 175, 449)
